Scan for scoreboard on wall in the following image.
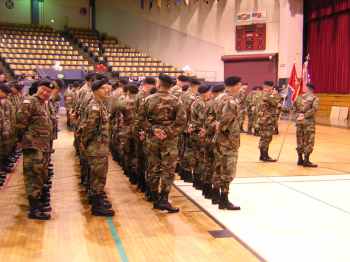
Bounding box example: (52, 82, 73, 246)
(236, 23, 266, 51)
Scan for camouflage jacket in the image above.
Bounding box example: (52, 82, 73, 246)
(64, 88, 75, 109)
(170, 85, 182, 98)
(113, 93, 137, 135)
(257, 92, 280, 126)
(180, 90, 197, 128)
(80, 96, 109, 157)
(246, 91, 256, 111)
(0, 98, 12, 142)
(137, 89, 186, 140)
(215, 93, 241, 150)
(293, 92, 319, 125)
(190, 96, 207, 132)
(16, 95, 53, 152)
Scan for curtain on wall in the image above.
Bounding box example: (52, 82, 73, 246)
(306, 0, 350, 93)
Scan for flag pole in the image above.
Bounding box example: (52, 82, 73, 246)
(276, 112, 292, 161)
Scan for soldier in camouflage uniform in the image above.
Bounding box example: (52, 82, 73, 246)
(16, 80, 54, 220)
(136, 74, 186, 213)
(245, 86, 258, 135)
(80, 79, 115, 217)
(258, 81, 280, 162)
(293, 83, 319, 168)
(272, 87, 283, 135)
(0, 83, 12, 186)
(212, 76, 241, 210)
(170, 75, 190, 98)
(202, 84, 225, 199)
(113, 84, 139, 184)
(64, 81, 80, 129)
(253, 86, 264, 136)
(178, 78, 200, 182)
(238, 83, 248, 132)
(189, 85, 211, 190)
(134, 77, 156, 194)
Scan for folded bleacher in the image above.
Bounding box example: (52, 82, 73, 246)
(0, 24, 94, 78)
(68, 28, 184, 78)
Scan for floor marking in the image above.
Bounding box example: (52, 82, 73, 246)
(267, 178, 350, 216)
(106, 217, 129, 262)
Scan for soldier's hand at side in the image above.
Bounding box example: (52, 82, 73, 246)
(199, 128, 206, 138)
(297, 113, 305, 121)
(154, 128, 167, 140)
(139, 131, 145, 141)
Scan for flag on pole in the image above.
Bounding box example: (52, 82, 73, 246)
(288, 63, 301, 103)
(300, 54, 311, 94)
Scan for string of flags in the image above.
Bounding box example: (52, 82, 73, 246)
(140, 0, 219, 10)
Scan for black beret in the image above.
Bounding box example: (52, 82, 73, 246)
(225, 76, 241, 87)
(190, 78, 202, 86)
(91, 79, 108, 92)
(53, 79, 65, 89)
(177, 75, 190, 82)
(72, 81, 80, 88)
(198, 84, 211, 94)
(307, 83, 315, 90)
(0, 83, 11, 94)
(85, 72, 96, 81)
(159, 74, 173, 87)
(119, 79, 129, 86)
(95, 73, 108, 81)
(264, 81, 274, 87)
(143, 77, 156, 85)
(38, 79, 54, 89)
(212, 84, 225, 93)
(127, 84, 139, 94)
(9, 81, 24, 91)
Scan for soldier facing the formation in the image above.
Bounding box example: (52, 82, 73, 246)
(293, 83, 319, 167)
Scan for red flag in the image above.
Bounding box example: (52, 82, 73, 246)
(288, 63, 300, 102)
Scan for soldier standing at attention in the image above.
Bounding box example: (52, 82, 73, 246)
(80, 79, 115, 217)
(189, 84, 211, 190)
(0, 83, 12, 186)
(16, 80, 54, 220)
(137, 74, 186, 213)
(253, 86, 263, 136)
(293, 83, 319, 167)
(245, 86, 257, 135)
(238, 83, 248, 132)
(170, 75, 190, 98)
(258, 81, 280, 162)
(212, 76, 241, 210)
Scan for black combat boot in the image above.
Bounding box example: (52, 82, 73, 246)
(129, 170, 137, 185)
(0, 172, 6, 186)
(40, 193, 52, 213)
(150, 191, 159, 208)
(259, 148, 265, 161)
(274, 127, 279, 135)
(28, 197, 51, 220)
(205, 184, 213, 199)
(101, 192, 113, 209)
(262, 149, 277, 162)
(202, 183, 208, 196)
(197, 179, 203, 190)
(297, 153, 304, 166)
(145, 186, 152, 202)
(91, 195, 115, 217)
(303, 153, 318, 168)
(211, 188, 220, 205)
(183, 170, 193, 183)
(219, 192, 240, 210)
(154, 191, 179, 213)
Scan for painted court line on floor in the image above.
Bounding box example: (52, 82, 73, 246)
(106, 217, 129, 262)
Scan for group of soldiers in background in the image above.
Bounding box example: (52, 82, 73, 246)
(0, 68, 319, 220)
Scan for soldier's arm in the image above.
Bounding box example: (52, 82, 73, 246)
(190, 102, 204, 131)
(80, 107, 100, 147)
(164, 101, 186, 138)
(218, 100, 238, 133)
(304, 97, 320, 118)
(15, 100, 32, 141)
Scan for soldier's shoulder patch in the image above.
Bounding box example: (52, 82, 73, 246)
(23, 99, 31, 104)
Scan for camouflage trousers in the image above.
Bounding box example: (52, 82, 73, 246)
(23, 149, 50, 199)
(259, 124, 274, 150)
(247, 110, 254, 132)
(120, 134, 138, 173)
(191, 135, 206, 182)
(146, 137, 177, 194)
(203, 143, 215, 184)
(239, 110, 246, 129)
(213, 145, 238, 193)
(296, 124, 315, 154)
(87, 156, 108, 195)
(135, 139, 147, 183)
(179, 134, 195, 173)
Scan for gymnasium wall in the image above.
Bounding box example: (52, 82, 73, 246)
(96, 0, 303, 81)
(42, 0, 90, 30)
(0, 0, 31, 24)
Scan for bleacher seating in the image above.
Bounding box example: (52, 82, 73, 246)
(317, 94, 350, 118)
(0, 24, 94, 78)
(68, 28, 184, 78)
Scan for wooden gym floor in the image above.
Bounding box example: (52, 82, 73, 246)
(0, 115, 349, 262)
